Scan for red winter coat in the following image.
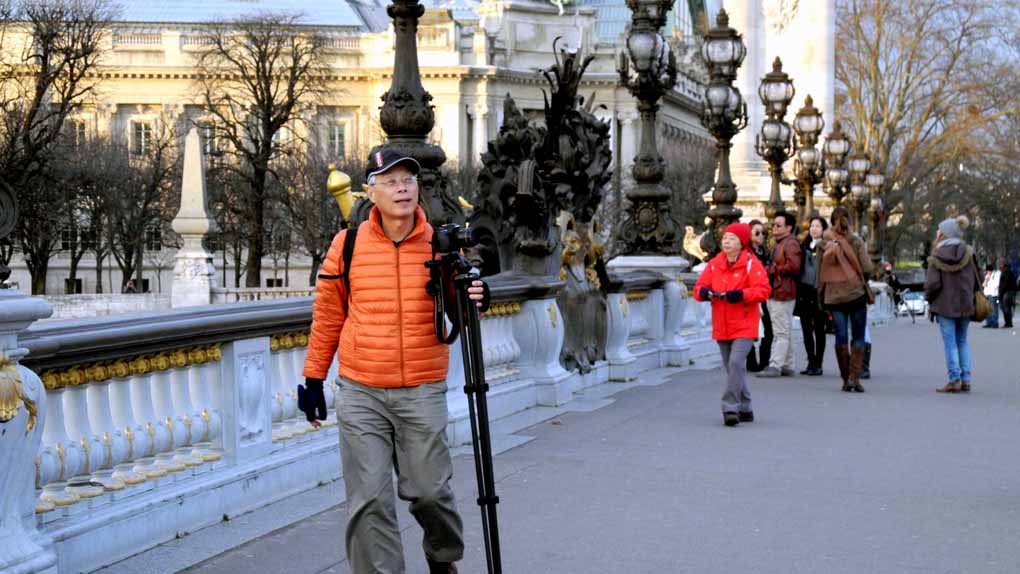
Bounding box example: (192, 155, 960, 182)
(693, 249, 772, 341)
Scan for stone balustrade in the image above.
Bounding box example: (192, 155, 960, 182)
(1, 273, 719, 574)
(211, 286, 316, 304)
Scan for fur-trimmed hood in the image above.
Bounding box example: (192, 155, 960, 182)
(929, 242, 973, 273)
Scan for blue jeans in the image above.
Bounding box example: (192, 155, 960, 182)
(984, 296, 1000, 327)
(937, 316, 972, 383)
(832, 305, 868, 348)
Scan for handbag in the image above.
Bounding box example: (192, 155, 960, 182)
(972, 265, 992, 322)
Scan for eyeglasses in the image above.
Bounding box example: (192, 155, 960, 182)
(753, 231, 764, 236)
(374, 175, 418, 190)
(772, 222, 786, 227)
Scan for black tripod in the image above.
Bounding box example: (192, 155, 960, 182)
(427, 251, 503, 574)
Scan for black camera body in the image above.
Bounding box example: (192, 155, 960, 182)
(431, 223, 478, 255)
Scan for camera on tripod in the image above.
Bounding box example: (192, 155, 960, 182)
(431, 223, 479, 256)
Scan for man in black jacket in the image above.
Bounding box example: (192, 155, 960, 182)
(999, 259, 1017, 328)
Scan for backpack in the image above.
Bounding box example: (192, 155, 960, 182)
(316, 226, 358, 309)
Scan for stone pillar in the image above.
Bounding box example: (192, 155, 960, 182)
(0, 291, 57, 574)
(472, 104, 488, 164)
(171, 127, 218, 308)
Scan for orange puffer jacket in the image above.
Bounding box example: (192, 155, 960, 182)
(303, 205, 448, 388)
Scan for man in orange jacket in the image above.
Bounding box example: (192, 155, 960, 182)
(302, 148, 488, 574)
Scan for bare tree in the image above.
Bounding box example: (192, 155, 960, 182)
(835, 0, 1020, 259)
(0, 0, 116, 293)
(192, 13, 329, 287)
(109, 120, 180, 292)
(276, 149, 354, 285)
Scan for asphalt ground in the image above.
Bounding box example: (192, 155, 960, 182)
(181, 318, 1020, 574)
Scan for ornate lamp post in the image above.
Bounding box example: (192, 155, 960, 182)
(866, 166, 886, 272)
(699, 9, 748, 255)
(822, 119, 851, 207)
(791, 95, 825, 229)
(615, 0, 680, 255)
(754, 57, 794, 220)
(364, 0, 461, 226)
(847, 149, 871, 233)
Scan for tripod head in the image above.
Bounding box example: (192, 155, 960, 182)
(426, 223, 480, 344)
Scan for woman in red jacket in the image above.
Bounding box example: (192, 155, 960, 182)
(694, 223, 773, 426)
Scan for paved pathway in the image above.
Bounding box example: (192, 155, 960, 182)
(180, 319, 1020, 574)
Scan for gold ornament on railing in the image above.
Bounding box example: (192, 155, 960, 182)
(0, 354, 37, 433)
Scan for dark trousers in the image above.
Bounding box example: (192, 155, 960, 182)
(1002, 292, 1016, 327)
(800, 307, 827, 369)
(746, 302, 773, 372)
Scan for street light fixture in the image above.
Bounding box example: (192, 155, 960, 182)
(700, 9, 748, 255)
(822, 119, 851, 207)
(755, 57, 794, 220)
(847, 149, 871, 232)
(866, 166, 886, 271)
(615, 0, 681, 255)
(791, 95, 825, 229)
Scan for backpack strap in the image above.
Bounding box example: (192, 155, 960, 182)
(341, 225, 358, 298)
(316, 226, 359, 310)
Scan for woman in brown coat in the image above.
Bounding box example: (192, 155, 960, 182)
(817, 207, 873, 392)
(924, 215, 979, 393)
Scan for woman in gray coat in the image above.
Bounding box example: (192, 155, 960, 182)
(924, 215, 979, 393)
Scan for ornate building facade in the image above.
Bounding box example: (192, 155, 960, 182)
(5, 0, 714, 294)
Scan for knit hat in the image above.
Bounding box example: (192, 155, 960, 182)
(723, 222, 752, 248)
(937, 215, 969, 240)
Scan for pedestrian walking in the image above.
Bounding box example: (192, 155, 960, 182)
(758, 211, 803, 378)
(997, 259, 1016, 328)
(981, 263, 1000, 328)
(745, 219, 773, 372)
(796, 216, 828, 376)
(694, 222, 772, 427)
(924, 215, 979, 394)
(818, 206, 873, 393)
(302, 148, 490, 574)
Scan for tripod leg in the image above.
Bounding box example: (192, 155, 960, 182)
(456, 276, 503, 574)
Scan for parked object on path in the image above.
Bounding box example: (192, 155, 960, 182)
(924, 215, 979, 393)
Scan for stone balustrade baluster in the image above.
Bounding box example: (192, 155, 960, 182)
(167, 352, 205, 468)
(86, 376, 144, 488)
(108, 368, 159, 483)
(127, 360, 177, 476)
(269, 337, 295, 442)
(37, 386, 85, 508)
(62, 383, 112, 498)
(149, 355, 196, 471)
(187, 346, 223, 462)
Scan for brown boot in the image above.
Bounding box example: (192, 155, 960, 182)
(960, 381, 971, 393)
(849, 346, 866, 392)
(835, 345, 851, 392)
(936, 381, 962, 393)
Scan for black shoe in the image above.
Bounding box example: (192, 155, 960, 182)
(723, 412, 740, 427)
(860, 369, 871, 380)
(807, 367, 823, 376)
(739, 411, 754, 423)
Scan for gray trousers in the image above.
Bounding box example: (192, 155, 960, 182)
(718, 339, 754, 414)
(339, 378, 464, 574)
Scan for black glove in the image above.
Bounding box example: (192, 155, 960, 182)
(725, 290, 744, 303)
(699, 286, 714, 300)
(477, 280, 491, 313)
(297, 378, 327, 423)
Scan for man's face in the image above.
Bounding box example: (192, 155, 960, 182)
(367, 164, 419, 221)
(772, 216, 791, 239)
